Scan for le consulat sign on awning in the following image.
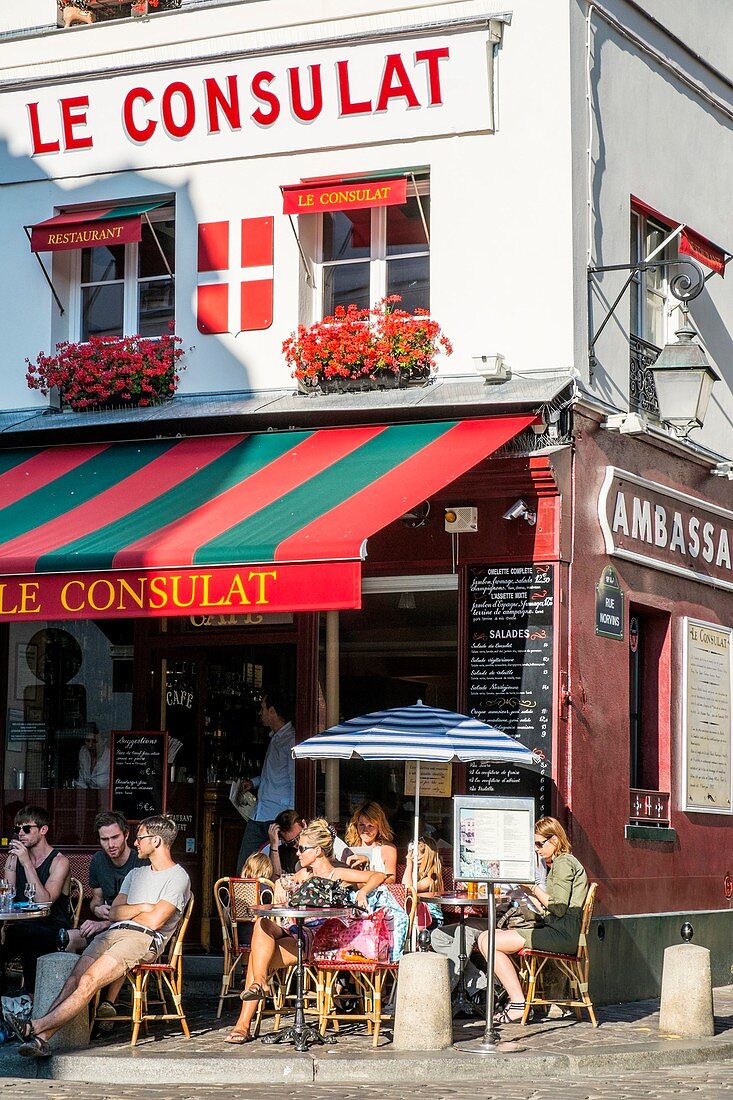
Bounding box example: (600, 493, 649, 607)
(598, 467, 733, 592)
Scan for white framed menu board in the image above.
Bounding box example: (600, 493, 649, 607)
(682, 618, 733, 815)
(453, 795, 535, 883)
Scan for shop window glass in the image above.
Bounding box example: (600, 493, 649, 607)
(630, 209, 675, 349)
(316, 587, 456, 849)
(629, 606, 671, 793)
(3, 620, 133, 846)
(319, 180, 429, 318)
(77, 210, 175, 341)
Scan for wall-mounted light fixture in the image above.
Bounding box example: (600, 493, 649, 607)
(502, 499, 536, 526)
(648, 311, 719, 438)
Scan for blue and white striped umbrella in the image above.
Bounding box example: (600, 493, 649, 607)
(294, 701, 537, 907)
(293, 700, 537, 766)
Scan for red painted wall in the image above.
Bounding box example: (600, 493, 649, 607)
(568, 411, 733, 917)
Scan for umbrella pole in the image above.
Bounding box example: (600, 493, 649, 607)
(411, 760, 420, 949)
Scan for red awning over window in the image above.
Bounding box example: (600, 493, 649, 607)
(282, 177, 408, 215)
(631, 197, 727, 276)
(28, 200, 166, 253)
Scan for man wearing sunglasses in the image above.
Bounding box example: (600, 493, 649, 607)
(6, 814, 191, 1059)
(0, 805, 71, 994)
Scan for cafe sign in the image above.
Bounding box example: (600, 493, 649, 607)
(598, 467, 733, 592)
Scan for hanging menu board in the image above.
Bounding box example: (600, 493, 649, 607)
(466, 564, 554, 816)
(109, 731, 168, 824)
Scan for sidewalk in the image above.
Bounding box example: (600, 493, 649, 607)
(1, 985, 731, 1085)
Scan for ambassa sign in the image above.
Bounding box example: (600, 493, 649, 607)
(0, 563, 361, 622)
(3, 30, 493, 181)
(598, 467, 733, 592)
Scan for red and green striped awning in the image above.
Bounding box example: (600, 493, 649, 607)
(0, 417, 534, 621)
(29, 201, 167, 253)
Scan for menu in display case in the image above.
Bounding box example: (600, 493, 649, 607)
(466, 563, 554, 816)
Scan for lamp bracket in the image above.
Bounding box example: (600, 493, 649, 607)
(587, 256, 706, 370)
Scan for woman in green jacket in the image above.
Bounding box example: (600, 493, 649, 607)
(478, 815, 589, 1024)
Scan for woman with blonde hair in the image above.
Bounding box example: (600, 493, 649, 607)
(402, 835, 443, 931)
(225, 818, 386, 1044)
(478, 815, 589, 1024)
(344, 801, 397, 879)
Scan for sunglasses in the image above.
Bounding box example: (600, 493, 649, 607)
(297, 845, 317, 854)
(13, 824, 39, 835)
(283, 834, 302, 848)
(534, 838, 550, 849)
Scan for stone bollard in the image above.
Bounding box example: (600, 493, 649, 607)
(658, 943, 714, 1038)
(33, 952, 90, 1052)
(392, 951, 453, 1050)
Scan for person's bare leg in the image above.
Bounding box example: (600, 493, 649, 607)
(43, 954, 95, 1017)
(230, 930, 298, 1037)
(477, 929, 526, 1009)
(32, 955, 124, 1042)
(103, 975, 125, 1005)
(65, 930, 87, 954)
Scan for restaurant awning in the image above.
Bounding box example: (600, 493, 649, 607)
(0, 416, 534, 622)
(28, 200, 167, 253)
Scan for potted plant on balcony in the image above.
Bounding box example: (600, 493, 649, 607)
(26, 329, 186, 411)
(283, 296, 453, 394)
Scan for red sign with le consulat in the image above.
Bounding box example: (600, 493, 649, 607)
(0, 562, 361, 622)
(282, 178, 407, 215)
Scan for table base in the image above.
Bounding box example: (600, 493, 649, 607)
(262, 1023, 334, 1053)
(456, 1035, 527, 1055)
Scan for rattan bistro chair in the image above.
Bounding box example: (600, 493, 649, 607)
(518, 882, 599, 1026)
(92, 894, 195, 1046)
(316, 884, 417, 1047)
(69, 877, 84, 928)
(214, 876, 275, 1018)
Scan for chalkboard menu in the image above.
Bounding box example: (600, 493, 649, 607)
(466, 564, 554, 817)
(109, 731, 168, 823)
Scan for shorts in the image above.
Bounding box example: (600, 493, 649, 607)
(81, 928, 157, 971)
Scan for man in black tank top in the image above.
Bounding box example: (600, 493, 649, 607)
(0, 805, 71, 993)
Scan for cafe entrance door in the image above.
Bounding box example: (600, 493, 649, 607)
(155, 640, 296, 949)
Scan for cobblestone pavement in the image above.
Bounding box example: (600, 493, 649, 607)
(70, 983, 733, 1059)
(0, 1061, 731, 1099)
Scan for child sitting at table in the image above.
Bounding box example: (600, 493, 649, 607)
(402, 836, 443, 931)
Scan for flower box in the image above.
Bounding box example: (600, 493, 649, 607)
(283, 297, 452, 395)
(26, 331, 185, 411)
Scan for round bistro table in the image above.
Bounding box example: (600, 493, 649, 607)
(251, 903, 355, 1052)
(420, 894, 489, 1017)
(0, 903, 51, 921)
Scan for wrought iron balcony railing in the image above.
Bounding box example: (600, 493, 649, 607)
(629, 787, 670, 826)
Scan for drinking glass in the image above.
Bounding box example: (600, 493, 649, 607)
(0, 880, 9, 913)
(24, 882, 36, 906)
(279, 874, 296, 899)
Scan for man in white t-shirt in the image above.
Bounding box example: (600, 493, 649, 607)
(6, 815, 191, 1059)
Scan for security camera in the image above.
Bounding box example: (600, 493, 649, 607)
(502, 499, 536, 526)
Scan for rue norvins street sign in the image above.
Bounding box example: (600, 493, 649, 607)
(595, 564, 624, 640)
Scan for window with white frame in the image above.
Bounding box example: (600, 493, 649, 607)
(317, 180, 429, 317)
(72, 208, 175, 341)
(630, 208, 676, 348)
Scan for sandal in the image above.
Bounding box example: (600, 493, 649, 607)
(239, 983, 270, 1002)
(225, 1029, 254, 1044)
(493, 1001, 527, 1024)
(18, 1035, 52, 1059)
(4, 1010, 33, 1044)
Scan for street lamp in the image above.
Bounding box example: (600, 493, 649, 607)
(648, 311, 719, 437)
